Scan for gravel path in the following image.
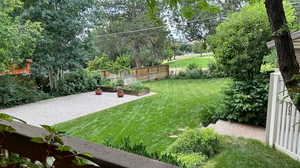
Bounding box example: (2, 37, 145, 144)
(0, 92, 155, 127)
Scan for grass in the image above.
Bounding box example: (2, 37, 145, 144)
(204, 137, 300, 168)
(55, 78, 231, 152)
(166, 57, 215, 68)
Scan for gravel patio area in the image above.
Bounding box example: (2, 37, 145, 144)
(0, 92, 155, 127)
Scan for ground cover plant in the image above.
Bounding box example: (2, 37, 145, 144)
(167, 57, 215, 69)
(56, 79, 231, 152)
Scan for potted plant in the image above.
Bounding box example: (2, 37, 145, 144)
(95, 88, 103, 95)
(117, 87, 124, 97)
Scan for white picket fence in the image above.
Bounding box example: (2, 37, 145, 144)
(266, 72, 300, 161)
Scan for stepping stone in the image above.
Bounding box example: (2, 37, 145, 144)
(177, 127, 188, 131)
(169, 134, 179, 138)
(208, 120, 266, 143)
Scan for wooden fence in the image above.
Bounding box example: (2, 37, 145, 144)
(266, 72, 300, 161)
(100, 65, 169, 84)
(0, 120, 178, 168)
(0, 59, 32, 75)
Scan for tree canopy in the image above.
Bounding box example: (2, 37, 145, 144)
(208, 1, 298, 80)
(0, 0, 41, 71)
(92, 0, 173, 68)
(22, 0, 100, 90)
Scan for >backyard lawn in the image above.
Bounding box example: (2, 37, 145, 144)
(56, 78, 230, 152)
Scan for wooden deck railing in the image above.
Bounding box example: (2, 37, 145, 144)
(0, 120, 179, 168)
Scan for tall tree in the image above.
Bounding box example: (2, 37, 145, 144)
(167, 0, 252, 41)
(23, 0, 100, 91)
(265, 0, 300, 110)
(93, 0, 171, 68)
(208, 1, 297, 80)
(0, 0, 41, 72)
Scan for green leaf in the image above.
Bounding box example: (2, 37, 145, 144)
(72, 156, 89, 166)
(41, 125, 57, 133)
(54, 136, 64, 145)
(31, 137, 45, 144)
(181, 6, 196, 19)
(57, 145, 73, 152)
(0, 113, 13, 122)
(82, 153, 93, 158)
(0, 124, 16, 133)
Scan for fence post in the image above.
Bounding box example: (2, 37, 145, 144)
(266, 72, 281, 147)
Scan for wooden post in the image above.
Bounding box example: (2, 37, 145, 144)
(147, 67, 150, 81)
(266, 72, 281, 147)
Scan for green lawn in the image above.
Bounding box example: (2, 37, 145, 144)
(56, 78, 231, 152)
(167, 57, 215, 68)
(204, 137, 300, 168)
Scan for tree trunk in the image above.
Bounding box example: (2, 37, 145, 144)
(265, 0, 300, 110)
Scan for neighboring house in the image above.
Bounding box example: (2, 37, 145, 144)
(267, 30, 300, 64)
(0, 59, 32, 75)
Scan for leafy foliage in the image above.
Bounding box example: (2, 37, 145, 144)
(167, 128, 220, 158)
(222, 75, 269, 126)
(124, 82, 147, 91)
(261, 49, 277, 72)
(105, 137, 186, 167)
(176, 153, 207, 168)
(0, 153, 42, 168)
(175, 63, 225, 79)
(87, 54, 131, 73)
(208, 1, 298, 80)
(0, 75, 50, 108)
(93, 0, 172, 68)
(0, 0, 42, 71)
(23, 0, 100, 91)
(56, 69, 104, 96)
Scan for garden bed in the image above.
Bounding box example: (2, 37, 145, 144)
(100, 86, 150, 96)
(101, 86, 117, 92)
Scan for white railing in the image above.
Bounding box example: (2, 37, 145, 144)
(266, 72, 300, 161)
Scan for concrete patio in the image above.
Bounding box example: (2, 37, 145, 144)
(0, 92, 155, 127)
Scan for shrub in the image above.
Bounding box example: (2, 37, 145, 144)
(56, 69, 104, 96)
(200, 104, 226, 127)
(208, 62, 226, 78)
(208, 1, 297, 80)
(176, 153, 207, 168)
(176, 69, 207, 79)
(0, 75, 50, 108)
(176, 68, 224, 79)
(167, 128, 220, 158)
(104, 137, 186, 167)
(222, 75, 269, 126)
(124, 81, 146, 91)
(187, 63, 199, 70)
(115, 77, 125, 86)
(176, 63, 226, 79)
(87, 54, 131, 74)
